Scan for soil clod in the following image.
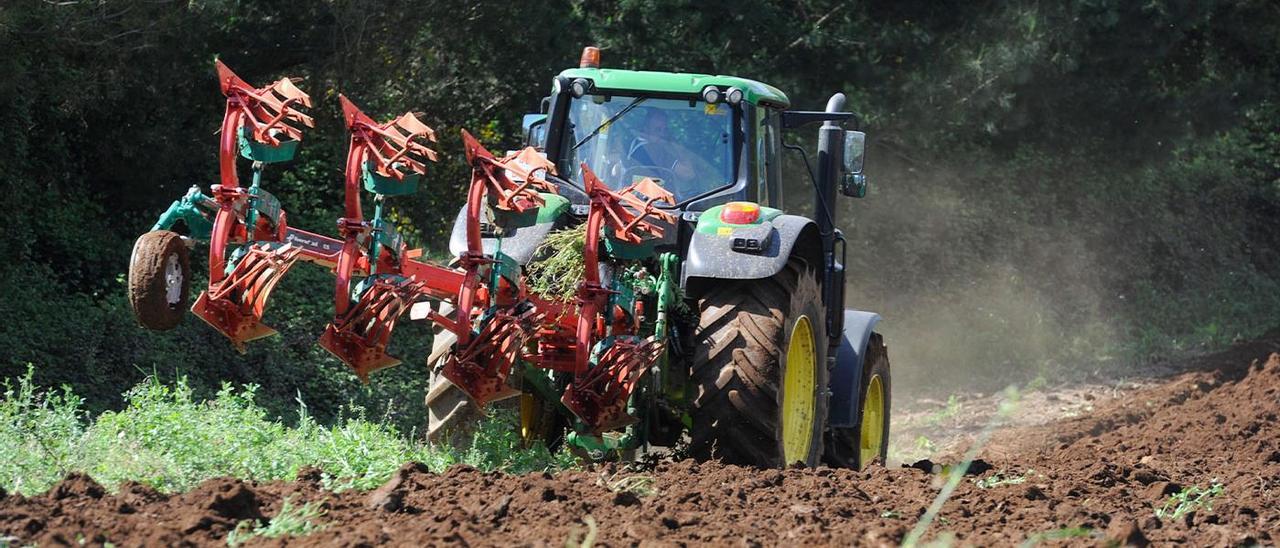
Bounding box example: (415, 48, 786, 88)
(51, 473, 105, 500)
(1107, 519, 1150, 547)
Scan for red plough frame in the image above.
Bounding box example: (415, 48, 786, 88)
(190, 62, 673, 432)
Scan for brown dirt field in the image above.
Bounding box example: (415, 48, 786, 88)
(2, 334, 1278, 547)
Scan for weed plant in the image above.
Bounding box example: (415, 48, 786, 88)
(226, 497, 327, 546)
(1155, 481, 1224, 520)
(525, 225, 587, 302)
(974, 470, 1030, 489)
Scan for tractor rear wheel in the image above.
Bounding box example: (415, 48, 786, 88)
(425, 312, 482, 446)
(128, 230, 190, 330)
(427, 367, 561, 448)
(824, 333, 891, 469)
(426, 311, 555, 448)
(690, 259, 828, 467)
(425, 367, 482, 446)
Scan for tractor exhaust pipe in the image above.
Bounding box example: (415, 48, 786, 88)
(816, 93, 847, 347)
(814, 92, 845, 244)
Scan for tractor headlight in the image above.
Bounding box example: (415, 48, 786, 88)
(725, 87, 744, 105)
(570, 78, 592, 98)
(701, 86, 722, 104)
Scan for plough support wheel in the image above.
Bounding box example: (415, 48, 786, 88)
(128, 230, 191, 331)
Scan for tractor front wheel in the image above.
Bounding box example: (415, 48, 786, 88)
(824, 333, 891, 469)
(128, 230, 191, 330)
(690, 259, 829, 467)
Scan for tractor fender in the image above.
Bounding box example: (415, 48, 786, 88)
(447, 198, 567, 265)
(828, 310, 882, 428)
(682, 214, 822, 287)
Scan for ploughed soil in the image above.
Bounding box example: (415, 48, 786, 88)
(3, 334, 1278, 546)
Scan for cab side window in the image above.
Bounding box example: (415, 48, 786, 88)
(755, 108, 783, 208)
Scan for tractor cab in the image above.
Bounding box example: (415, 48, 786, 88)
(525, 49, 798, 213)
(561, 92, 735, 206)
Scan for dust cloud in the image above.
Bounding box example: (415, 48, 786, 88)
(832, 153, 1120, 401)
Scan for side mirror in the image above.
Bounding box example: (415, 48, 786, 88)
(522, 113, 548, 148)
(840, 130, 868, 198)
(842, 131, 865, 174)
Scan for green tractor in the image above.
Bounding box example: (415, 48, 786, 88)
(425, 48, 890, 469)
(129, 51, 888, 470)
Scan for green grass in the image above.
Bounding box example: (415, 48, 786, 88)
(226, 496, 327, 546)
(1154, 481, 1224, 520)
(0, 367, 575, 496)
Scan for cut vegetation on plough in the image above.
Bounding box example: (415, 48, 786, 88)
(129, 49, 890, 468)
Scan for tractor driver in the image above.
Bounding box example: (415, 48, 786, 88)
(624, 107, 718, 199)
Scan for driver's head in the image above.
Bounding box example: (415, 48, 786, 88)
(641, 108, 670, 140)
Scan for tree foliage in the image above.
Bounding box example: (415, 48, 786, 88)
(0, 0, 1277, 414)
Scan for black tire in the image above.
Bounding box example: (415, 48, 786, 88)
(128, 230, 190, 330)
(690, 259, 829, 467)
(517, 391, 565, 449)
(824, 333, 891, 469)
(425, 369, 483, 447)
(425, 369, 559, 449)
(426, 317, 540, 447)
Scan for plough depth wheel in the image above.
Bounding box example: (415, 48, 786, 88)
(128, 230, 191, 330)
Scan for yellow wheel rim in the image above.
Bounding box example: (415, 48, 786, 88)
(519, 393, 538, 444)
(859, 375, 885, 468)
(782, 315, 817, 464)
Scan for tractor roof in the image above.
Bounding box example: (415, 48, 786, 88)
(558, 68, 790, 109)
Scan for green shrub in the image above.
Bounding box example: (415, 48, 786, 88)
(0, 366, 87, 495)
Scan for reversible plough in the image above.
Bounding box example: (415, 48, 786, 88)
(141, 62, 672, 432)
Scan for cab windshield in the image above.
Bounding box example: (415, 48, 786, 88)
(563, 95, 737, 205)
